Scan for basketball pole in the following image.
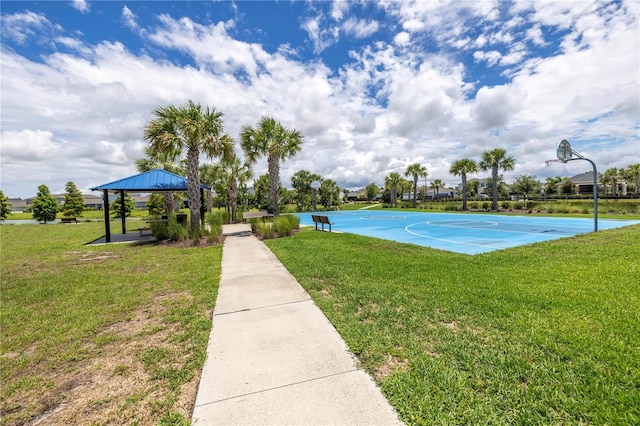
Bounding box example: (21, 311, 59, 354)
(557, 140, 598, 232)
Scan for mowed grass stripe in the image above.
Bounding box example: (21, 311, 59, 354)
(266, 225, 640, 425)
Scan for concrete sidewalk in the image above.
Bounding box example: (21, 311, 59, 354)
(192, 223, 402, 425)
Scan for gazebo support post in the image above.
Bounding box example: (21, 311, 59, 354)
(103, 190, 111, 243)
(120, 190, 127, 234)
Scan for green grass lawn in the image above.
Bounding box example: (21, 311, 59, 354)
(0, 222, 220, 425)
(3, 215, 639, 424)
(266, 225, 640, 425)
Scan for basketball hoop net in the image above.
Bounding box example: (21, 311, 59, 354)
(545, 159, 561, 167)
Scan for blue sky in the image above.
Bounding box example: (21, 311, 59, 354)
(1, 0, 638, 198)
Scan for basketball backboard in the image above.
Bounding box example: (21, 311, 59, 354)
(557, 139, 572, 162)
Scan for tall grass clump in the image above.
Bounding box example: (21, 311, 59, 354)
(273, 215, 300, 236)
(150, 215, 188, 241)
(206, 211, 226, 242)
(253, 221, 275, 239)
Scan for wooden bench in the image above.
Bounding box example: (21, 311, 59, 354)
(311, 215, 334, 232)
(242, 211, 270, 222)
(61, 217, 78, 224)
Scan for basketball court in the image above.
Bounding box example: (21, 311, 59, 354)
(296, 210, 639, 255)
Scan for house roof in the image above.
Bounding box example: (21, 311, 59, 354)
(90, 169, 210, 192)
(570, 171, 602, 184)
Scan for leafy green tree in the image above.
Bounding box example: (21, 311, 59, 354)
(0, 189, 11, 221)
(32, 184, 59, 223)
(486, 177, 509, 198)
(62, 181, 85, 218)
(479, 148, 516, 210)
(467, 179, 480, 197)
(561, 178, 575, 195)
(241, 116, 304, 216)
(110, 193, 135, 219)
(365, 182, 379, 201)
(625, 163, 640, 194)
(147, 193, 165, 216)
(430, 179, 445, 201)
(292, 169, 321, 212)
(319, 179, 340, 210)
(405, 163, 428, 208)
(511, 175, 541, 200)
(144, 100, 234, 236)
(253, 174, 271, 210)
(544, 176, 563, 196)
(449, 158, 478, 210)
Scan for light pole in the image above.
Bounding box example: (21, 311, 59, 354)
(556, 139, 598, 232)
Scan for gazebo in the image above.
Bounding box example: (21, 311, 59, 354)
(90, 169, 211, 243)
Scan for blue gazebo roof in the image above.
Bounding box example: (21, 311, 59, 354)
(91, 169, 210, 192)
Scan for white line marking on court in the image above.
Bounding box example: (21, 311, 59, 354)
(427, 220, 498, 228)
(405, 223, 503, 249)
(420, 220, 588, 237)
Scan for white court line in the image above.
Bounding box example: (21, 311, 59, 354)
(427, 220, 498, 228)
(418, 220, 587, 237)
(404, 223, 503, 250)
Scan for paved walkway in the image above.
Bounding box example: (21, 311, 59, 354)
(192, 223, 402, 425)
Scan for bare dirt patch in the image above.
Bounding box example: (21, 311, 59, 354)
(373, 354, 410, 382)
(3, 292, 206, 426)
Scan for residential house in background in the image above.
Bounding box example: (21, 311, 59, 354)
(569, 171, 627, 195)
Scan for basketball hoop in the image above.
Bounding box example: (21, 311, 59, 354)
(552, 139, 598, 232)
(557, 139, 572, 163)
(545, 159, 560, 167)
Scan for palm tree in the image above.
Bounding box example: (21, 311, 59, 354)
(240, 116, 304, 216)
(291, 169, 321, 212)
(479, 148, 516, 211)
(144, 100, 234, 236)
(319, 179, 340, 210)
(405, 163, 428, 208)
(602, 167, 621, 196)
(223, 155, 253, 222)
(136, 145, 184, 215)
(449, 158, 478, 210)
(625, 163, 640, 194)
(385, 172, 402, 207)
(430, 179, 444, 201)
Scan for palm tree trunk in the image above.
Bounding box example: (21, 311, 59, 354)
(163, 193, 174, 215)
(187, 146, 201, 235)
(392, 184, 397, 207)
(412, 177, 418, 208)
(462, 174, 468, 210)
(268, 155, 280, 216)
(229, 179, 238, 223)
(492, 166, 498, 211)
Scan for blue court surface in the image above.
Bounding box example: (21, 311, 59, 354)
(296, 210, 639, 255)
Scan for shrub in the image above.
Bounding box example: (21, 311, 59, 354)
(481, 202, 490, 210)
(274, 215, 300, 236)
(443, 203, 458, 211)
(513, 202, 524, 210)
(469, 202, 479, 209)
(501, 201, 511, 210)
(151, 215, 188, 241)
(255, 221, 275, 239)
